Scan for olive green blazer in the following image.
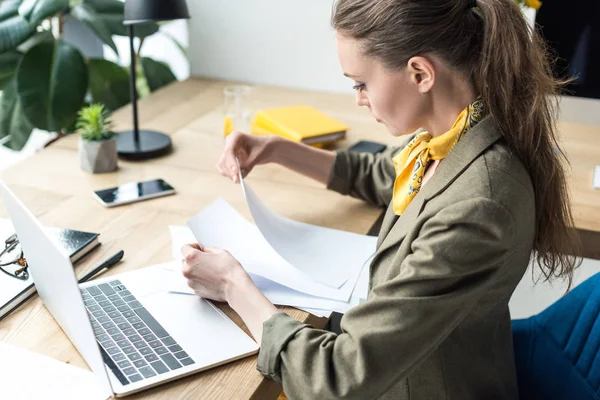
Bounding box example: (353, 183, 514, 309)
(257, 116, 535, 400)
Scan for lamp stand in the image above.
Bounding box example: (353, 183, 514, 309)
(117, 25, 172, 160)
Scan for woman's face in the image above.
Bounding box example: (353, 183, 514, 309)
(335, 34, 431, 136)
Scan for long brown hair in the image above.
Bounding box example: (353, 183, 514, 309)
(332, 0, 580, 287)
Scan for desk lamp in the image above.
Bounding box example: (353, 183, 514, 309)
(117, 0, 190, 160)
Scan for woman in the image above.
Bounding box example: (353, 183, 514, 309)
(181, 0, 579, 398)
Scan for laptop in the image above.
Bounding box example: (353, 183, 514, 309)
(0, 181, 259, 398)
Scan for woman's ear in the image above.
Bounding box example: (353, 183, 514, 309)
(407, 56, 435, 94)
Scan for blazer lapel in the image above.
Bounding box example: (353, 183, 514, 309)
(371, 116, 503, 264)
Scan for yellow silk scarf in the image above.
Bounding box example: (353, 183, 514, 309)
(391, 97, 485, 215)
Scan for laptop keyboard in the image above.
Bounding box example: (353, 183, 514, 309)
(81, 280, 195, 385)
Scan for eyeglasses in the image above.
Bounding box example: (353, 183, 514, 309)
(0, 234, 29, 281)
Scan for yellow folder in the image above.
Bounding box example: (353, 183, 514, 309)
(250, 105, 348, 145)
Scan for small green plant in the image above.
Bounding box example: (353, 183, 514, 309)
(76, 104, 114, 141)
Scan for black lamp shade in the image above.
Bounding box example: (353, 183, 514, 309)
(123, 0, 190, 25)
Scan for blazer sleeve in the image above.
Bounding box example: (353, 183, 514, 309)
(256, 198, 517, 400)
(326, 146, 400, 207)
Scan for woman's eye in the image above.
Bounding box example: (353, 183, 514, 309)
(352, 83, 366, 92)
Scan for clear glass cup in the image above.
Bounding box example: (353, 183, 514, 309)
(223, 85, 253, 136)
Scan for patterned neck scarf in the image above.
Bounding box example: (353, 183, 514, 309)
(391, 97, 485, 215)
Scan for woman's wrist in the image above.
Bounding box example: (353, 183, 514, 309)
(265, 136, 287, 165)
(225, 266, 279, 343)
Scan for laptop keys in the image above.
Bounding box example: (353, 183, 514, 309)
(134, 308, 169, 338)
(173, 351, 189, 360)
(168, 344, 182, 353)
(161, 336, 176, 346)
(127, 353, 142, 361)
(106, 327, 120, 335)
(85, 282, 197, 385)
(151, 361, 169, 374)
(138, 366, 156, 378)
(160, 354, 182, 370)
(139, 347, 153, 356)
(180, 357, 195, 366)
(87, 286, 102, 296)
(98, 283, 116, 296)
(134, 341, 147, 350)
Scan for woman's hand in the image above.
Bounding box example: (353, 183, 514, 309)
(181, 243, 279, 343)
(217, 131, 279, 183)
(181, 244, 250, 302)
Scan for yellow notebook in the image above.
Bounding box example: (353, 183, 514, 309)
(251, 105, 348, 145)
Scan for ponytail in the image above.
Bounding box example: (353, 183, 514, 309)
(475, 0, 580, 287)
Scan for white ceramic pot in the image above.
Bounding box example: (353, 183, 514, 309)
(79, 137, 118, 173)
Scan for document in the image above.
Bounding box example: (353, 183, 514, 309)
(169, 224, 372, 314)
(240, 176, 372, 288)
(0, 341, 110, 400)
(186, 198, 376, 302)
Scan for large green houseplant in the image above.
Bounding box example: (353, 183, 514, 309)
(0, 0, 181, 151)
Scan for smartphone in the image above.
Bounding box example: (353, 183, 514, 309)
(94, 178, 176, 208)
(347, 140, 387, 155)
(594, 165, 600, 189)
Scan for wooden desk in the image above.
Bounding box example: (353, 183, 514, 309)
(1, 78, 599, 399)
(0, 79, 388, 400)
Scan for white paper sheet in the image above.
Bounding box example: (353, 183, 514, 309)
(169, 225, 199, 259)
(168, 266, 363, 314)
(186, 199, 376, 302)
(0, 341, 110, 400)
(240, 176, 373, 288)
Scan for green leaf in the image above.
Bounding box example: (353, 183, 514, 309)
(16, 29, 53, 53)
(84, 0, 159, 39)
(0, 79, 34, 151)
(0, 14, 35, 53)
(141, 57, 177, 92)
(70, 3, 118, 55)
(88, 59, 130, 110)
(0, 50, 22, 90)
(19, 0, 68, 26)
(16, 39, 88, 132)
(0, 0, 20, 20)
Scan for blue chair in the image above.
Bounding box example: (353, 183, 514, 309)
(512, 272, 600, 399)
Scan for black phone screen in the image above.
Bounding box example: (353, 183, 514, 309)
(94, 179, 174, 205)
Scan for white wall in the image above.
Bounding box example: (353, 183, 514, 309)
(187, 0, 350, 94)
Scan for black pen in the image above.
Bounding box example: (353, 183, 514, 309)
(78, 250, 125, 284)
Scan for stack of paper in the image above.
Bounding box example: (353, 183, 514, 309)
(167, 176, 376, 318)
(0, 341, 110, 400)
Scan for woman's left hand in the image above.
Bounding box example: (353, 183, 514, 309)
(181, 244, 249, 302)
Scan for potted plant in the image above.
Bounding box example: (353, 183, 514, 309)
(77, 103, 117, 173)
(0, 0, 183, 151)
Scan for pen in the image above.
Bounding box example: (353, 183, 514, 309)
(78, 250, 125, 284)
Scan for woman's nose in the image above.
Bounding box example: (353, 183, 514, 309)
(355, 92, 369, 107)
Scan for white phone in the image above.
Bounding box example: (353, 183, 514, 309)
(93, 178, 176, 207)
(594, 165, 600, 190)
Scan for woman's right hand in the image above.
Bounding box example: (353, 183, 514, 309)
(217, 131, 279, 183)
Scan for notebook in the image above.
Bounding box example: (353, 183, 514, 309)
(251, 105, 348, 145)
(0, 218, 100, 320)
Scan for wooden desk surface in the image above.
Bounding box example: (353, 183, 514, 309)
(1, 78, 599, 399)
(0, 78, 388, 400)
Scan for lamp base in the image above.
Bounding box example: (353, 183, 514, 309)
(116, 130, 172, 160)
